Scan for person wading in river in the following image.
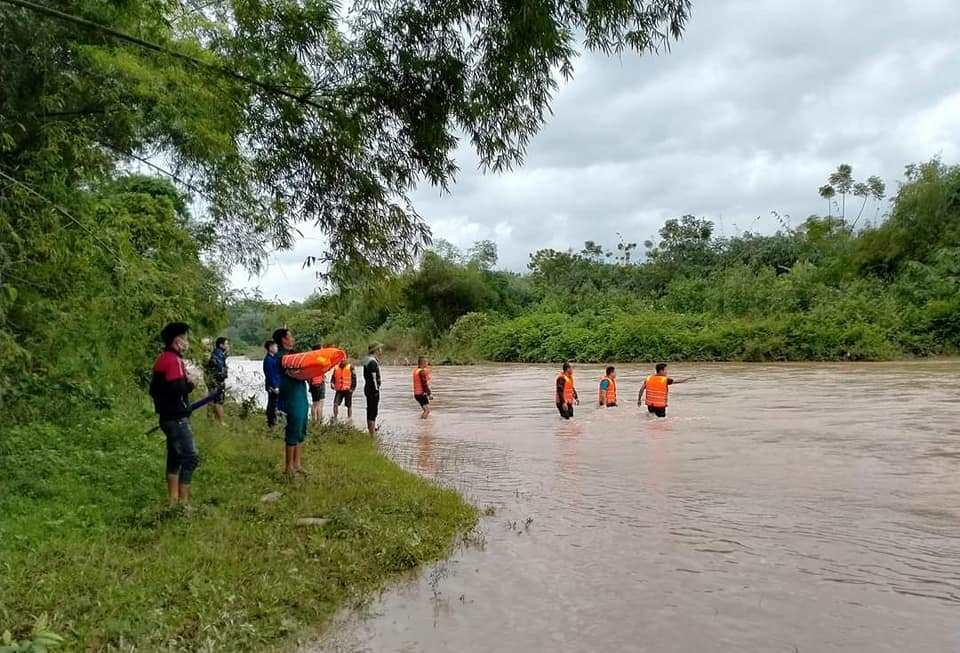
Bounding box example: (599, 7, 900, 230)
(412, 356, 432, 419)
(363, 343, 382, 436)
(273, 328, 309, 475)
(598, 366, 618, 407)
(331, 357, 356, 421)
(637, 363, 695, 418)
(555, 362, 579, 419)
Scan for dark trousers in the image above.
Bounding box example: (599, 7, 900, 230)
(556, 402, 573, 419)
(266, 391, 278, 427)
(160, 418, 199, 484)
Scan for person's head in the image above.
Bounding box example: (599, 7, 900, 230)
(606, 365, 616, 378)
(312, 343, 323, 351)
(264, 339, 277, 355)
(161, 322, 190, 354)
(562, 362, 572, 373)
(339, 358, 347, 367)
(418, 355, 427, 367)
(272, 328, 294, 349)
(215, 336, 229, 352)
(655, 363, 668, 375)
(368, 342, 382, 356)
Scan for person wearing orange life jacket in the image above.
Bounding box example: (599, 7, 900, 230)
(555, 362, 579, 419)
(637, 362, 695, 418)
(598, 366, 618, 407)
(308, 342, 328, 425)
(330, 358, 357, 420)
(413, 356, 433, 419)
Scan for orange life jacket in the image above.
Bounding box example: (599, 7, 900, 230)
(413, 367, 430, 395)
(310, 371, 325, 387)
(599, 376, 617, 405)
(332, 364, 352, 391)
(645, 374, 669, 407)
(557, 372, 575, 404)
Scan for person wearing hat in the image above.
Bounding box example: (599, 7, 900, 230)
(150, 322, 200, 506)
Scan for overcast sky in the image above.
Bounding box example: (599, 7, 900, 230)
(231, 0, 960, 301)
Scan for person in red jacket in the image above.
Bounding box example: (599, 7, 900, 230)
(149, 322, 199, 506)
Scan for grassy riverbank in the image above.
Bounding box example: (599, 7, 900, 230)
(0, 399, 476, 651)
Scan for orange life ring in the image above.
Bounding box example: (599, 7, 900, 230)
(281, 348, 347, 381)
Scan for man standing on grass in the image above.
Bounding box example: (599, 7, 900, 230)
(273, 328, 309, 475)
(331, 357, 356, 421)
(363, 343, 382, 436)
(309, 343, 327, 425)
(205, 336, 229, 425)
(637, 363, 695, 418)
(150, 322, 200, 506)
(262, 339, 281, 428)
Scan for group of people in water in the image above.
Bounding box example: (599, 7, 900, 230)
(149, 320, 693, 506)
(556, 362, 695, 419)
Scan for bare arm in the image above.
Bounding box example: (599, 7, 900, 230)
(671, 376, 696, 385)
(637, 381, 646, 405)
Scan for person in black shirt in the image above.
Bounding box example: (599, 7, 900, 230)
(363, 343, 382, 435)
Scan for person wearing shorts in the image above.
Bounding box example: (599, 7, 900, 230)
(412, 356, 432, 419)
(309, 369, 326, 424)
(331, 359, 357, 420)
(150, 322, 200, 506)
(273, 328, 309, 475)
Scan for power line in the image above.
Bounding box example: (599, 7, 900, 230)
(0, 0, 333, 110)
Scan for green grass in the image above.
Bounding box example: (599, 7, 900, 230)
(0, 397, 476, 651)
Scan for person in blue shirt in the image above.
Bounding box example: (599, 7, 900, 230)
(262, 339, 282, 428)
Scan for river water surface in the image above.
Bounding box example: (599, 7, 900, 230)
(232, 360, 960, 652)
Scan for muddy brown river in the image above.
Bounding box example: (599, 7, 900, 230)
(231, 360, 960, 652)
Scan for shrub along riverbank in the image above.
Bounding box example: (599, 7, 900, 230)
(227, 160, 960, 364)
(0, 400, 476, 651)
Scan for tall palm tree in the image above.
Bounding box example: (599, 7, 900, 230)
(818, 184, 836, 217)
(828, 164, 854, 219)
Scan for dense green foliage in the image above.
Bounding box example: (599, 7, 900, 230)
(2, 0, 692, 278)
(235, 160, 960, 363)
(0, 404, 476, 650)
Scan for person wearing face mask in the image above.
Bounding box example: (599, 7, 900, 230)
(150, 322, 200, 506)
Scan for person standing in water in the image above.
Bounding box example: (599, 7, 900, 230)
(262, 339, 281, 428)
(363, 343, 382, 436)
(150, 322, 200, 506)
(637, 363, 695, 418)
(555, 362, 578, 419)
(331, 357, 356, 421)
(308, 343, 327, 425)
(273, 328, 309, 475)
(598, 366, 618, 407)
(412, 356, 432, 419)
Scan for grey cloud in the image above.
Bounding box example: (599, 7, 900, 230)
(235, 0, 960, 298)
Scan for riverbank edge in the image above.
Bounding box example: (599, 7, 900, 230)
(0, 398, 478, 651)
